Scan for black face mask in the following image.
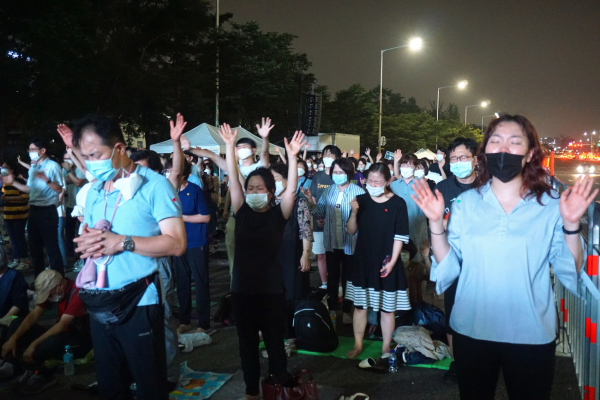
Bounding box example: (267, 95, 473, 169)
(485, 152, 525, 183)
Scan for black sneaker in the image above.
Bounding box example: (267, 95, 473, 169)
(16, 371, 57, 395)
(443, 361, 458, 383)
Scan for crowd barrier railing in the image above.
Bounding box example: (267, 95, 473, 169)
(551, 176, 600, 400)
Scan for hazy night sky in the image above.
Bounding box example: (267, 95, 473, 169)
(221, 0, 600, 140)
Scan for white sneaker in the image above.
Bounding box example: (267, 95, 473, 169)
(7, 260, 18, 269)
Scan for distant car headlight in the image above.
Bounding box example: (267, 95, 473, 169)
(577, 166, 584, 173)
(590, 166, 596, 173)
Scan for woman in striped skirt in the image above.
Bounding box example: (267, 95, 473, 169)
(345, 162, 411, 358)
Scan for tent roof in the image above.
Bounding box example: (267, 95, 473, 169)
(414, 148, 437, 160)
(149, 123, 284, 155)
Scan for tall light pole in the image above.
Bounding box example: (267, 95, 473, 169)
(437, 80, 468, 121)
(593, 131, 597, 153)
(378, 37, 422, 153)
(465, 101, 489, 125)
(215, 0, 220, 127)
(481, 112, 499, 132)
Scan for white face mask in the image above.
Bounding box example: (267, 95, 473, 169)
(389, 169, 394, 176)
(298, 168, 305, 177)
(401, 252, 410, 263)
(85, 171, 95, 181)
(366, 162, 372, 169)
(357, 166, 365, 172)
(237, 148, 253, 160)
(323, 157, 334, 168)
(318, 166, 324, 171)
(414, 169, 425, 179)
(204, 169, 211, 175)
(113, 173, 143, 201)
(436, 154, 444, 162)
(400, 167, 414, 178)
(274, 181, 286, 196)
(366, 184, 385, 197)
(64, 160, 74, 166)
(306, 162, 312, 167)
(165, 172, 171, 179)
(246, 193, 269, 210)
(29, 151, 41, 162)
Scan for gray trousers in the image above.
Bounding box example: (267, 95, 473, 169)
(158, 257, 180, 383)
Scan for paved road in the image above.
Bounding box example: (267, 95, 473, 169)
(554, 158, 600, 196)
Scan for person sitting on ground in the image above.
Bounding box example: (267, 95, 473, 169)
(0, 270, 92, 395)
(0, 245, 29, 341)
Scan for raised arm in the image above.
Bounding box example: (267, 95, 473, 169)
(168, 113, 187, 188)
(364, 148, 374, 164)
(393, 149, 402, 178)
(181, 134, 228, 172)
(2, 173, 30, 194)
(257, 117, 274, 168)
(17, 156, 31, 170)
(219, 124, 244, 214)
(411, 178, 450, 263)
(281, 131, 307, 219)
(302, 143, 311, 161)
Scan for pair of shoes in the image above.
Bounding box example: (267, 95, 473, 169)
(443, 361, 458, 383)
(16, 371, 57, 395)
(15, 262, 29, 271)
(7, 260, 18, 269)
(342, 313, 353, 325)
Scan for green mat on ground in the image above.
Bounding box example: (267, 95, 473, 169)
(260, 336, 451, 370)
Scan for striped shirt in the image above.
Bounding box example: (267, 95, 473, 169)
(2, 179, 29, 219)
(312, 183, 365, 255)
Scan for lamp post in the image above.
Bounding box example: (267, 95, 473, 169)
(481, 112, 499, 132)
(437, 80, 468, 121)
(378, 38, 422, 153)
(465, 101, 489, 125)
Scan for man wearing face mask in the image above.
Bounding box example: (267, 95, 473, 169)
(3, 138, 65, 276)
(0, 270, 91, 395)
(390, 153, 428, 262)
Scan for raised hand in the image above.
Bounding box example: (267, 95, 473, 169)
(365, 148, 371, 156)
(218, 123, 238, 146)
(560, 174, 599, 226)
(284, 131, 307, 158)
(394, 149, 402, 162)
(256, 117, 275, 138)
(376, 153, 383, 162)
(180, 134, 191, 150)
(170, 113, 187, 142)
(410, 178, 445, 223)
(349, 149, 355, 156)
(300, 186, 314, 204)
(57, 124, 74, 148)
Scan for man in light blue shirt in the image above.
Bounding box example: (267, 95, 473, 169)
(5, 138, 65, 276)
(390, 152, 427, 261)
(69, 114, 186, 400)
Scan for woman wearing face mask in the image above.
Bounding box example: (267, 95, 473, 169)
(344, 163, 410, 358)
(296, 159, 312, 197)
(355, 158, 368, 187)
(415, 159, 436, 191)
(267, 163, 312, 356)
(317, 161, 325, 172)
(412, 114, 597, 399)
(222, 124, 306, 400)
(305, 159, 315, 179)
(306, 158, 365, 326)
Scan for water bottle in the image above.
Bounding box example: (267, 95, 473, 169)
(388, 349, 398, 373)
(63, 345, 74, 376)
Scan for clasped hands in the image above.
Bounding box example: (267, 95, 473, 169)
(73, 224, 125, 259)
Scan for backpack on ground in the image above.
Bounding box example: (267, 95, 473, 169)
(293, 299, 338, 353)
(212, 292, 235, 325)
(412, 301, 447, 341)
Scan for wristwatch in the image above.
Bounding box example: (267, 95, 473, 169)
(122, 236, 135, 252)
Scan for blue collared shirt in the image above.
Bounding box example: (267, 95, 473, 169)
(434, 182, 580, 344)
(312, 183, 365, 255)
(389, 178, 427, 261)
(27, 158, 65, 206)
(84, 165, 182, 305)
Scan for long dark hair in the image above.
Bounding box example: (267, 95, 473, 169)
(473, 114, 553, 204)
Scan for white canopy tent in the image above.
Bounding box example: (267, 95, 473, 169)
(414, 148, 437, 161)
(149, 123, 285, 155)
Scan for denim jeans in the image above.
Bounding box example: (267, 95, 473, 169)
(57, 216, 67, 265)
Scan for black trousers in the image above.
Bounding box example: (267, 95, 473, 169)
(325, 249, 353, 312)
(89, 304, 167, 400)
(28, 205, 64, 276)
(174, 246, 210, 329)
(5, 317, 92, 373)
(4, 218, 28, 259)
(232, 293, 287, 396)
(64, 208, 77, 257)
(454, 333, 556, 400)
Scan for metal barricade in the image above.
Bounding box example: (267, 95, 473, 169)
(551, 176, 600, 400)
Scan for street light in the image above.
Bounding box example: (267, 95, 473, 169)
(465, 100, 490, 125)
(378, 37, 422, 153)
(436, 80, 468, 121)
(481, 113, 499, 132)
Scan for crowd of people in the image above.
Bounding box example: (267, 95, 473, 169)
(0, 113, 595, 400)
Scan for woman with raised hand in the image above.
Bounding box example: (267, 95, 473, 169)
(345, 163, 411, 359)
(221, 122, 306, 400)
(411, 114, 597, 400)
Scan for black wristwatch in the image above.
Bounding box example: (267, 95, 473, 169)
(122, 235, 135, 252)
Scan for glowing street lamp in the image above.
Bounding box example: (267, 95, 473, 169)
(378, 37, 422, 152)
(481, 113, 499, 131)
(437, 80, 468, 121)
(465, 100, 490, 125)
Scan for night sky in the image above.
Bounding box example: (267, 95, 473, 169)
(222, 0, 600, 141)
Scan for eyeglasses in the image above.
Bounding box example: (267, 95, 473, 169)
(450, 155, 473, 163)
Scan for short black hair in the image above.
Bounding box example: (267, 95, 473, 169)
(164, 158, 192, 179)
(269, 162, 288, 179)
(330, 158, 355, 180)
(244, 167, 275, 194)
(436, 147, 447, 154)
(322, 145, 341, 159)
(448, 137, 478, 156)
(236, 137, 257, 149)
(400, 153, 419, 166)
(29, 137, 48, 150)
(358, 157, 368, 166)
(183, 150, 199, 164)
(417, 158, 429, 175)
(202, 160, 215, 174)
(297, 159, 308, 171)
(348, 157, 358, 169)
(366, 162, 391, 182)
(131, 150, 163, 173)
(72, 114, 125, 149)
